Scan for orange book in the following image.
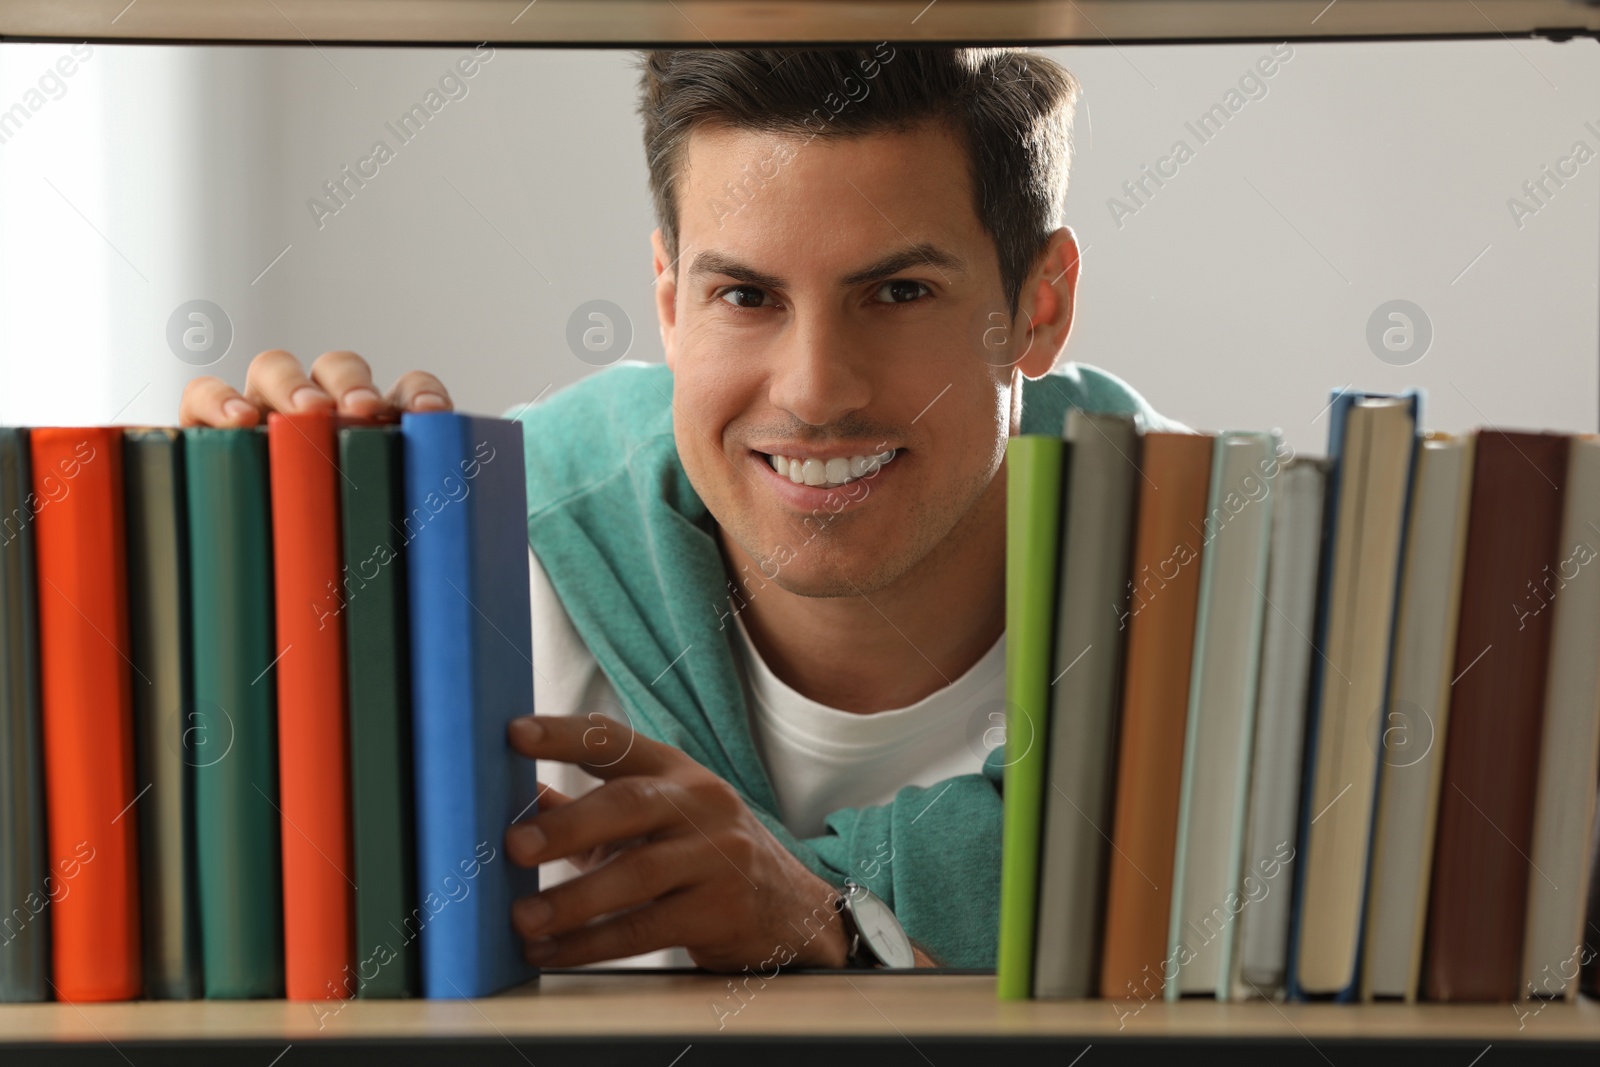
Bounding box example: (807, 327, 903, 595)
(1098, 432, 1212, 1001)
(268, 412, 354, 1000)
(31, 428, 141, 1002)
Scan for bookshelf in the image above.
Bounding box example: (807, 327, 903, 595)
(1, 0, 1597, 1058)
(3, 972, 1599, 1063)
(1, 0, 1598, 46)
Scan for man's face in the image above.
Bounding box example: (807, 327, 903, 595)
(658, 121, 1028, 598)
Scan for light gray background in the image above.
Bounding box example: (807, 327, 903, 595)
(2, 38, 1595, 453)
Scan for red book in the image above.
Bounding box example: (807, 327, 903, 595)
(268, 412, 354, 1000)
(30, 428, 141, 1002)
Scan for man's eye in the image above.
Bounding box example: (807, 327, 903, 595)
(872, 279, 930, 304)
(719, 286, 771, 309)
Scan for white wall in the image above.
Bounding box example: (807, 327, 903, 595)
(2, 38, 1595, 455)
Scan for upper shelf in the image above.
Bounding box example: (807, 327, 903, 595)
(4, 0, 1600, 46)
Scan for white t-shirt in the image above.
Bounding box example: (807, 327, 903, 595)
(526, 546, 1002, 966)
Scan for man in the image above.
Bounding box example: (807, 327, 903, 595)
(179, 46, 1179, 974)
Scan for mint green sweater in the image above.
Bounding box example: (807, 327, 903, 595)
(512, 361, 1176, 967)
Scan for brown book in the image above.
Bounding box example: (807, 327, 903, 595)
(1098, 431, 1213, 1001)
(1424, 430, 1569, 1002)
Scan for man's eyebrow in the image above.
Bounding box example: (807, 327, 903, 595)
(686, 244, 967, 290)
(839, 244, 967, 288)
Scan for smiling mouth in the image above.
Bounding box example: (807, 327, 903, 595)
(755, 448, 899, 490)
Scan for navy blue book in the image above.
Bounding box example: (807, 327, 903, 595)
(401, 413, 538, 999)
(1285, 389, 1420, 1001)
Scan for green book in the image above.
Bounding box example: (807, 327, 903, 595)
(185, 428, 284, 999)
(997, 434, 1066, 1001)
(338, 426, 420, 999)
(0, 428, 48, 1003)
(124, 429, 203, 999)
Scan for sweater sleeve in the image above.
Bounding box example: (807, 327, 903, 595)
(744, 751, 1008, 969)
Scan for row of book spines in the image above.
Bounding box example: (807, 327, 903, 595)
(2, 420, 428, 1002)
(1001, 415, 1595, 1004)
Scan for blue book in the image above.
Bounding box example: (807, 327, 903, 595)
(1285, 389, 1420, 1001)
(401, 413, 539, 999)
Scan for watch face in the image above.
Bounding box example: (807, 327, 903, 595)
(851, 889, 916, 969)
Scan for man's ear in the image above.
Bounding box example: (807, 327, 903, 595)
(650, 227, 680, 371)
(1013, 227, 1081, 380)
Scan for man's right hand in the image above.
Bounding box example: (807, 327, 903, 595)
(178, 350, 454, 427)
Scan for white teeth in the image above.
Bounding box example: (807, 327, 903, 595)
(766, 448, 898, 489)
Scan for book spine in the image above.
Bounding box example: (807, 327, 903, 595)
(996, 435, 1065, 1001)
(124, 430, 203, 1000)
(31, 428, 141, 1001)
(339, 426, 420, 999)
(186, 428, 284, 999)
(268, 413, 354, 1001)
(0, 429, 49, 1002)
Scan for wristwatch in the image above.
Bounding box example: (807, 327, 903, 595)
(834, 879, 917, 969)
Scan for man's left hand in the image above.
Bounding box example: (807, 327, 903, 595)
(505, 713, 853, 971)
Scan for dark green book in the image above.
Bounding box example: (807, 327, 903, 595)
(338, 426, 419, 999)
(996, 434, 1066, 1001)
(185, 428, 284, 999)
(124, 428, 203, 1000)
(0, 428, 48, 1002)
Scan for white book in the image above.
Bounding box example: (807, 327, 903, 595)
(1360, 433, 1474, 1001)
(1233, 457, 1327, 1000)
(1167, 431, 1277, 999)
(1522, 434, 1600, 1002)
(1292, 395, 1417, 997)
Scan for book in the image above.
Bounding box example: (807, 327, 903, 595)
(0, 428, 49, 1003)
(124, 428, 204, 1000)
(1099, 431, 1213, 1002)
(1424, 430, 1570, 1002)
(267, 413, 354, 1001)
(1521, 434, 1600, 1002)
(997, 434, 1066, 1002)
(338, 425, 421, 999)
(1289, 392, 1418, 1000)
(1033, 412, 1141, 999)
(1233, 456, 1328, 999)
(1360, 432, 1474, 1002)
(186, 428, 285, 999)
(1166, 431, 1278, 999)
(402, 413, 539, 999)
(30, 427, 142, 1002)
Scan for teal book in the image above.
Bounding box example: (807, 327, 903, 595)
(338, 425, 420, 999)
(0, 428, 48, 1002)
(124, 428, 204, 999)
(185, 428, 285, 999)
(996, 434, 1066, 1001)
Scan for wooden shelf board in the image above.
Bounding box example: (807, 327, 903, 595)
(1, 973, 1597, 1043)
(2, 0, 1600, 46)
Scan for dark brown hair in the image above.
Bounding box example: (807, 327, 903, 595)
(637, 47, 1080, 313)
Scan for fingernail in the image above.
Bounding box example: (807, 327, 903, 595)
(222, 398, 255, 421)
(516, 897, 552, 934)
(513, 824, 546, 860)
(342, 386, 381, 410)
(291, 385, 331, 411)
(513, 716, 543, 742)
(411, 391, 449, 411)
(525, 937, 556, 963)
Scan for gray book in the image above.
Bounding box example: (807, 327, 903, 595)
(1167, 431, 1278, 999)
(124, 428, 204, 999)
(1032, 410, 1141, 999)
(1234, 456, 1327, 999)
(0, 428, 48, 1002)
